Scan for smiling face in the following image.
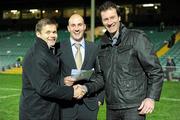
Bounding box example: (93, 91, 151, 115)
(101, 8, 121, 36)
(36, 24, 57, 48)
(67, 14, 86, 42)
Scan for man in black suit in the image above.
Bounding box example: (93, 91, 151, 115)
(19, 18, 84, 120)
(58, 14, 104, 120)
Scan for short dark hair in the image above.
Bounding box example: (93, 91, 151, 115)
(98, 1, 120, 17)
(35, 18, 58, 33)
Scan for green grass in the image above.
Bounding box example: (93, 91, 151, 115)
(0, 74, 21, 120)
(0, 74, 180, 120)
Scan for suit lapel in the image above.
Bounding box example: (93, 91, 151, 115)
(61, 40, 77, 68)
(82, 41, 90, 69)
(61, 40, 92, 70)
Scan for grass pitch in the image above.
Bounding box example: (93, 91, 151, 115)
(0, 74, 180, 120)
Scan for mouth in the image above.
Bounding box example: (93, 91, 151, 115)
(48, 38, 56, 41)
(74, 32, 80, 35)
(109, 23, 115, 28)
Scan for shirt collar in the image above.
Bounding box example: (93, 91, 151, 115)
(111, 30, 119, 40)
(70, 37, 85, 48)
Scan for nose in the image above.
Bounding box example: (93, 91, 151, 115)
(50, 32, 57, 37)
(74, 26, 80, 31)
(107, 19, 113, 26)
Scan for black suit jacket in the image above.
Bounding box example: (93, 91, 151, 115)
(19, 37, 74, 120)
(57, 39, 104, 113)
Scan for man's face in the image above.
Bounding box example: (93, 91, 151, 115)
(67, 15, 86, 42)
(36, 24, 57, 48)
(101, 8, 121, 35)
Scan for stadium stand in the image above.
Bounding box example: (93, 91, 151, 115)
(0, 31, 35, 71)
(0, 30, 70, 71)
(0, 28, 179, 80)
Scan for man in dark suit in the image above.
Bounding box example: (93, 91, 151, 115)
(58, 14, 104, 120)
(19, 18, 84, 120)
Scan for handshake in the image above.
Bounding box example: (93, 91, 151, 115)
(64, 76, 88, 99)
(73, 84, 87, 99)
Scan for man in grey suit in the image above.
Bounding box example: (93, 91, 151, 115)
(19, 18, 84, 120)
(57, 14, 104, 120)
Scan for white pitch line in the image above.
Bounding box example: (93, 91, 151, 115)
(161, 97, 180, 102)
(0, 88, 20, 91)
(0, 88, 180, 102)
(0, 94, 19, 99)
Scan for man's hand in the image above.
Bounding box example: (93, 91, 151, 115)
(98, 101, 102, 106)
(64, 76, 75, 86)
(73, 84, 87, 99)
(138, 98, 155, 115)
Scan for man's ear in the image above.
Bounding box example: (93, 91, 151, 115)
(119, 16, 121, 22)
(36, 32, 40, 37)
(67, 26, 70, 32)
(84, 24, 86, 30)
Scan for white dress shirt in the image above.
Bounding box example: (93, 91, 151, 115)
(70, 37, 85, 64)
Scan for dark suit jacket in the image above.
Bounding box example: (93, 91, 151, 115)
(57, 39, 104, 116)
(19, 37, 74, 120)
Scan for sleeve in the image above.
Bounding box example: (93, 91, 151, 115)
(24, 54, 74, 100)
(94, 53, 105, 105)
(85, 55, 105, 97)
(97, 90, 105, 105)
(135, 32, 164, 101)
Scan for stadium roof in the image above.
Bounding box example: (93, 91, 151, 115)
(0, 0, 165, 9)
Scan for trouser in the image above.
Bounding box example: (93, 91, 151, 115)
(107, 107, 146, 120)
(61, 101, 98, 120)
(167, 71, 173, 81)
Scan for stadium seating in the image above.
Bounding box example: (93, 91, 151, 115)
(0, 31, 35, 70)
(0, 28, 179, 76)
(0, 30, 70, 71)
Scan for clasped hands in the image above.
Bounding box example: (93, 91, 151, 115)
(64, 76, 87, 99)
